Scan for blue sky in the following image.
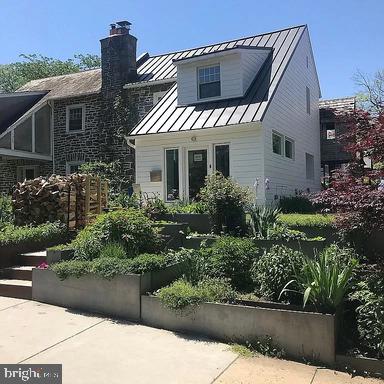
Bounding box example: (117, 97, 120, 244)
(0, 0, 382, 99)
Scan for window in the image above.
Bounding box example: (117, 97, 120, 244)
(66, 105, 85, 132)
(214, 144, 230, 177)
(165, 149, 179, 201)
(306, 153, 315, 180)
(66, 161, 84, 175)
(285, 138, 294, 159)
(16, 166, 39, 182)
(272, 132, 283, 155)
(306, 56, 309, 68)
(198, 65, 221, 99)
(306, 86, 310, 114)
(153, 91, 167, 105)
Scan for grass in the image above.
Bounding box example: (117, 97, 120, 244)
(230, 343, 254, 358)
(278, 214, 335, 228)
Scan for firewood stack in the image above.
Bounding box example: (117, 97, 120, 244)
(12, 174, 108, 229)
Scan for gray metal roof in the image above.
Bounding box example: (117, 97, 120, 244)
(130, 25, 307, 136)
(319, 97, 356, 112)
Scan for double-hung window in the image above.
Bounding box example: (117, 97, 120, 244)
(198, 65, 221, 99)
(272, 132, 283, 155)
(214, 144, 230, 177)
(66, 105, 85, 133)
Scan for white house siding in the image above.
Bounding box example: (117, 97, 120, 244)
(176, 54, 243, 105)
(241, 49, 270, 95)
(261, 29, 321, 203)
(134, 123, 266, 203)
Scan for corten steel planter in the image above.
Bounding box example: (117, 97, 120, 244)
(32, 262, 184, 322)
(141, 295, 336, 365)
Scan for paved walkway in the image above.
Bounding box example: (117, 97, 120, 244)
(0, 297, 382, 384)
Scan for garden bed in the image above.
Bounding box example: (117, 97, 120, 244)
(141, 295, 336, 365)
(335, 354, 384, 378)
(32, 262, 184, 321)
(162, 213, 211, 234)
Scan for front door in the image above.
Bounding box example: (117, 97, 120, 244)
(187, 149, 208, 200)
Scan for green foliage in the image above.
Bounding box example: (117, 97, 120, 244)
(110, 193, 139, 209)
(0, 195, 13, 227)
(71, 209, 160, 260)
(251, 245, 303, 302)
(99, 242, 127, 259)
(278, 214, 335, 228)
(200, 172, 251, 235)
(0, 221, 66, 247)
(79, 161, 131, 196)
(265, 225, 307, 241)
(113, 90, 139, 137)
(142, 195, 169, 219)
(207, 237, 258, 291)
(157, 278, 235, 312)
(278, 196, 316, 213)
(231, 337, 285, 359)
(248, 205, 281, 238)
(0, 53, 100, 92)
(52, 253, 168, 280)
(166, 248, 211, 285)
(281, 250, 358, 313)
(351, 272, 384, 358)
(167, 201, 207, 214)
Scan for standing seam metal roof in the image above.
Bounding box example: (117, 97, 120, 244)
(130, 25, 307, 136)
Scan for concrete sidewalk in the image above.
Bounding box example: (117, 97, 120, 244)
(0, 297, 382, 384)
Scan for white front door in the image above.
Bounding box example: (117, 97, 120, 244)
(186, 148, 208, 200)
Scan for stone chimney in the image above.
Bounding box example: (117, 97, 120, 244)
(100, 21, 137, 97)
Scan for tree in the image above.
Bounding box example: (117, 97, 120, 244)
(354, 69, 384, 114)
(311, 109, 384, 261)
(0, 53, 100, 93)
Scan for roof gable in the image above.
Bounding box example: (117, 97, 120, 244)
(130, 25, 306, 136)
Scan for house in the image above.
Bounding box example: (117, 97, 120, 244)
(0, 22, 321, 204)
(319, 97, 355, 184)
(129, 25, 321, 204)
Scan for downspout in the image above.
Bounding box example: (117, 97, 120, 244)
(48, 100, 55, 174)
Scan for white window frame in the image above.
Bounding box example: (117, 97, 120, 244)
(66, 104, 85, 133)
(306, 86, 311, 115)
(197, 63, 221, 100)
(284, 137, 295, 160)
(213, 143, 230, 176)
(164, 148, 181, 203)
(153, 91, 167, 105)
(66, 161, 85, 175)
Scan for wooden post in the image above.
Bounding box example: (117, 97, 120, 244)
(85, 175, 91, 224)
(96, 177, 102, 214)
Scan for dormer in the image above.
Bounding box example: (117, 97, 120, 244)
(173, 46, 272, 106)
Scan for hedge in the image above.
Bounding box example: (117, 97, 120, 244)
(278, 214, 335, 228)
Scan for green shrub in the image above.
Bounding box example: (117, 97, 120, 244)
(167, 201, 207, 214)
(110, 193, 139, 209)
(71, 209, 160, 260)
(166, 248, 211, 285)
(278, 196, 315, 213)
(0, 221, 66, 247)
(142, 195, 169, 219)
(281, 251, 358, 313)
(0, 195, 13, 226)
(251, 245, 303, 302)
(207, 237, 258, 291)
(200, 172, 251, 235)
(278, 214, 335, 228)
(265, 225, 307, 241)
(351, 272, 384, 358)
(249, 205, 281, 238)
(52, 253, 168, 280)
(157, 278, 235, 312)
(99, 242, 127, 259)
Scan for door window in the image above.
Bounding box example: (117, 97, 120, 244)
(188, 149, 207, 200)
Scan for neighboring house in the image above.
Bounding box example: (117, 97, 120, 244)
(129, 25, 321, 204)
(319, 97, 355, 183)
(0, 22, 321, 204)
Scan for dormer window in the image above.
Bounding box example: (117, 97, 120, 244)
(198, 65, 221, 99)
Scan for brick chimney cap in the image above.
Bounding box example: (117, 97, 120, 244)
(116, 21, 131, 28)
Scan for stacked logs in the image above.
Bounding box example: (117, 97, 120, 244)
(12, 174, 108, 229)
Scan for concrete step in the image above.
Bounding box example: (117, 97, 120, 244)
(19, 251, 47, 267)
(0, 279, 32, 299)
(2, 266, 34, 281)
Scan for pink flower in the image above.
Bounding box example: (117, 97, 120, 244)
(37, 261, 49, 269)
